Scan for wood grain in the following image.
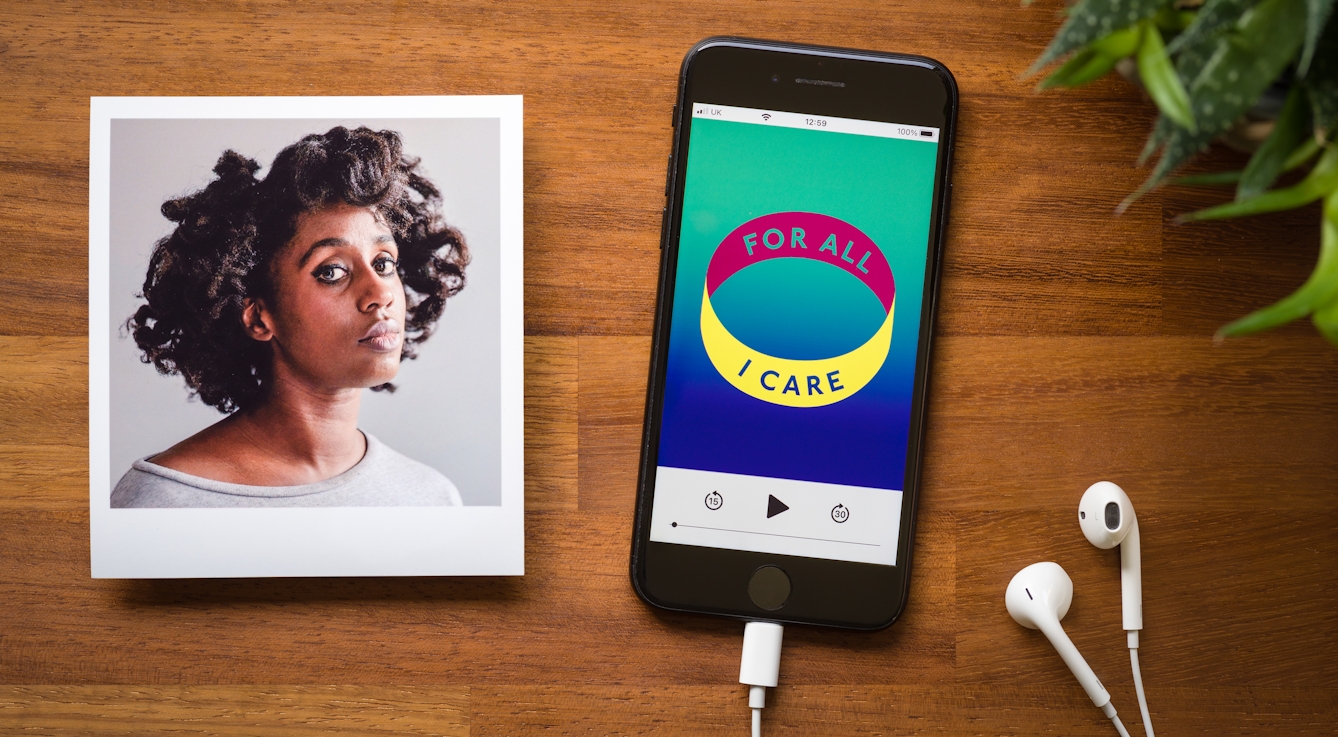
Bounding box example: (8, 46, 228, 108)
(471, 686, 1336, 736)
(1, 0, 1336, 734)
(524, 336, 578, 512)
(0, 685, 468, 736)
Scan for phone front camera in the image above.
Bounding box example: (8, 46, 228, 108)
(771, 74, 779, 83)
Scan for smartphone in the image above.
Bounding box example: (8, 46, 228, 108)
(630, 38, 957, 630)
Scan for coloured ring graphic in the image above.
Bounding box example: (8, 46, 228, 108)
(700, 211, 895, 408)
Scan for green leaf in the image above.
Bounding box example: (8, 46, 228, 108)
(1238, 85, 1313, 199)
(1192, 0, 1307, 135)
(1218, 186, 1338, 338)
(1176, 9, 1248, 84)
(1305, 21, 1338, 135)
(1041, 25, 1144, 88)
(1181, 144, 1338, 221)
(1138, 114, 1175, 165)
(1166, 0, 1258, 54)
(1041, 48, 1122, 88)
(1154, 7, 1199, 32)
(1137, 21, 1197, 130)
(1042, 48, 1102, 88)
(1285, 138, 1325, 168)
(1312, 292, 1338, 344)
(1132, 2, 1253, 180)
(1171, 140, 1324, 186)
(1124, 113, 1195, 210)
(1130, 128, 1217, 207)
(1144, 0, 1309, 190)
(1028, 0, 1173, 74)
(1299, 0, 1338, 75)
(1092, 22, 1145, 56)
(1173, 170, 1246, 185)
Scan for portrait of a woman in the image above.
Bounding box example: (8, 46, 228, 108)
(111, 126, 470, 508)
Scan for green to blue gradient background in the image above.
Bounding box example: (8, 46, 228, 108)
(657, 113, 939, 491)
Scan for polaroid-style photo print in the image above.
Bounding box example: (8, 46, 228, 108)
(89, 96, 523, 577)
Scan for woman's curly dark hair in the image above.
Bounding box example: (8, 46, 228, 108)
(126, 126, 470, 414)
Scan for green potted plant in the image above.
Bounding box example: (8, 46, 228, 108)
(1027, 0, 1338, 344)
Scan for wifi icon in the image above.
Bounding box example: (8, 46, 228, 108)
(761, 113, 771, 121)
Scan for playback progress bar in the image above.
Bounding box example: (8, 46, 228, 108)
(668, 522, 881, 547)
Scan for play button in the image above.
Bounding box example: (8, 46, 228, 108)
(766, 495, 789, 518)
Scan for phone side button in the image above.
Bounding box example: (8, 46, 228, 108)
(660, 207, 668, 246)
(665, 155, 672, 196)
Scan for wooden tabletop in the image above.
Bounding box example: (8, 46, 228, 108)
(2, 2, 1335, 734)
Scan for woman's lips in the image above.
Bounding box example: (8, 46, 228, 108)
(358, 319, 402, 352)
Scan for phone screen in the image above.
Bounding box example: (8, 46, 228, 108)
(649, 101, 942, 568)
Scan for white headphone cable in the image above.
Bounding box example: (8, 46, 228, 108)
(1102, 702, 1133, 737)
(739, 621, 784, 737)
(1128, 631, 1154, 737)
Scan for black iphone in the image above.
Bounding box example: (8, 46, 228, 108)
(630, 38, 957, 630)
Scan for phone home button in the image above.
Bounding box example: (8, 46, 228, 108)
(748, 565, 791, 611)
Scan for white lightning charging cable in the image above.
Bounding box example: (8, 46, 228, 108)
(739, 617, 1144, 737)
(739, 621, 784, 737)
(1128, 631, 1154, 737)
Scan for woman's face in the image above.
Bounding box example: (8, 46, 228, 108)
(244, 203, 408, 392)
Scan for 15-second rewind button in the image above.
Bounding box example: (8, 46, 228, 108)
(704, 491, 723, 510)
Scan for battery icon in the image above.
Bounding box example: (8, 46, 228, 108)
(920, 130, 933, 137)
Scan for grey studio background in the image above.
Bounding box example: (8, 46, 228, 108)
(108, 117, 502, 506)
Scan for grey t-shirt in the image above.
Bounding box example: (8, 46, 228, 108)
(110, 432, 462, 508)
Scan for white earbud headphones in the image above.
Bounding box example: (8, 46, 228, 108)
(1006, 481, 1154, 737)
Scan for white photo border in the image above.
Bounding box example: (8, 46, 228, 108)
(89, 96, 524, 578)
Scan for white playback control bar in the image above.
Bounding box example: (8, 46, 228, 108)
(649, 466, 903, 566)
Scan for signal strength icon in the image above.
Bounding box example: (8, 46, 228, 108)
(761, 113, 772, 121)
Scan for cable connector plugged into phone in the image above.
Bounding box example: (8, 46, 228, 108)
(739, 621, 784, 737)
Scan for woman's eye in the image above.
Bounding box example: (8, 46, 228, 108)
(373, 256, 399, 275)
(313, 264, 349, 283)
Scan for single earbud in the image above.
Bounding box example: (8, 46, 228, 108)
(1078, 481, 1141, 632)
(1006, 562, 1112, 710)
(1079, 481, 1155, 737)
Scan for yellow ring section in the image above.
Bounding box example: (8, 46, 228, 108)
(700, 285, 894, 408)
